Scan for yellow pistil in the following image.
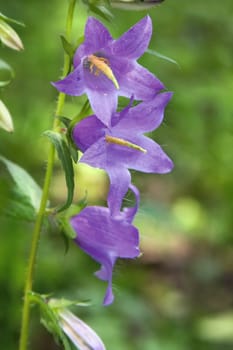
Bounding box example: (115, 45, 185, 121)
(87, 54, 119, 90)
(105, 134, 147, 153)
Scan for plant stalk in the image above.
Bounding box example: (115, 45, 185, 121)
(18, 1, 76, 349)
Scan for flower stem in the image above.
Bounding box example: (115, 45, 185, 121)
(18, 1, 76, 350)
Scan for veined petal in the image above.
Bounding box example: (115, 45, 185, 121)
(72, 115, 105, 152)
(83, 17, 112, 53)
(114, 92, 173, 134)
(107, 166, 131, 216)
(79, 138, 107, 168)
(111, 16, 152, 59)
(86, 88, 117, 126)
(70, 205, 140, 305)
(120, 62, 165, 100)
(124, 135, 174, 173)
(52, 66, 85, 96)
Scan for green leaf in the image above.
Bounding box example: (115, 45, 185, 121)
(110, 0, 164, 10)
(83, 0, 113, 22)
(0, 12, 25, 27)
(44, 131, 74, 212)
(92, 4, 113, 22)
(0, 59, 14, 87)
(146, 49, 180, 67)
(0, 156, 43, 220)
(60, 35, 75, 58)
(4, 187, 37, 221)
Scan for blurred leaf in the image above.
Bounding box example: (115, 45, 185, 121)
(4, 186, 37, 221)
(0, 156, 43, 220)
(83, 0, 113, 21)
(197, 312, 233, 342)
(0, 59, 14, 87)
(110, 0, 164, 11)
(0, 12, 25, 27)
(0, 99, 14, 131)
(44, 131, 74, 212)
(146, 49, 179, 66)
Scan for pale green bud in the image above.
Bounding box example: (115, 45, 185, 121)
(0, 99, 14, 132)
(59, 309, 106, 350)
(0, 19, 23, 51)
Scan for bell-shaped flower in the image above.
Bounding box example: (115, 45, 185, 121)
(59, 309, 106, 350)
(70, 184, 140, 305)
(72, 92, 173, 215)
(52, 16, 164, 126)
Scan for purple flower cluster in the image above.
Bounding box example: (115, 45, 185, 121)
(53, 16, 173, 305)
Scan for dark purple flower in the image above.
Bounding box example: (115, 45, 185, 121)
(72, 92, 173, 215)
(70, 184, 140, 306)
(52, 16, 164, 126)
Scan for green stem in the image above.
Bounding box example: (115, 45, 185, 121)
(18, 1, 76, 350)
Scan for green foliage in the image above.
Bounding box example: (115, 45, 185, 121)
(0, 58, 14, 87)
(0, 156, 43, 220)
(44, 131, 74, 212)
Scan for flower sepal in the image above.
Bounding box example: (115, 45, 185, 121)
(57, 198, 88, 241)
(28, 292, 105, 350)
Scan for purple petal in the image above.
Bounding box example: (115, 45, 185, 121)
(107, 167, 131, 216)
(111, 16, 152, 59)
(120, 62, 164, 100)
(122, 183, 140, 223)
(115, 92, 173, 134)
(70, 206, 140, 305)
(123, 135, 174, 173)
(86, 88, 118, 126)
(72, 115, 106, 152)
(52, 66, 85, 96)
(95, 260, 115, 305)
(81, 17, 112, 54)
(79, 138, 107, 168)
(73, 43, 87, 67)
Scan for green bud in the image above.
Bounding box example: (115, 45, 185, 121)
(0, 19, 23, 51)
(0, 99, 14, 132)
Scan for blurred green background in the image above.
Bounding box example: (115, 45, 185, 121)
(1, 0, 233, 349)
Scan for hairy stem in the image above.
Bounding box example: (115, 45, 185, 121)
(18, 1, 76, 350)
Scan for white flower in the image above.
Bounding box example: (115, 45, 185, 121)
(0, 19, 23, 51)
(59, 309, 106, 350)
(0, 99, 14, 132)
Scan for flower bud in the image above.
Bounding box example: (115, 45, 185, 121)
(0, 19, 23, 51)
(59, 309, 106, 350)
(0, 99, 14, 132)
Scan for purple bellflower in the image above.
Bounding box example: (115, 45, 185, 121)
(72, 92, 173, 216)
(70, 184, 140, 306)
(52, 16, 164, 126)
